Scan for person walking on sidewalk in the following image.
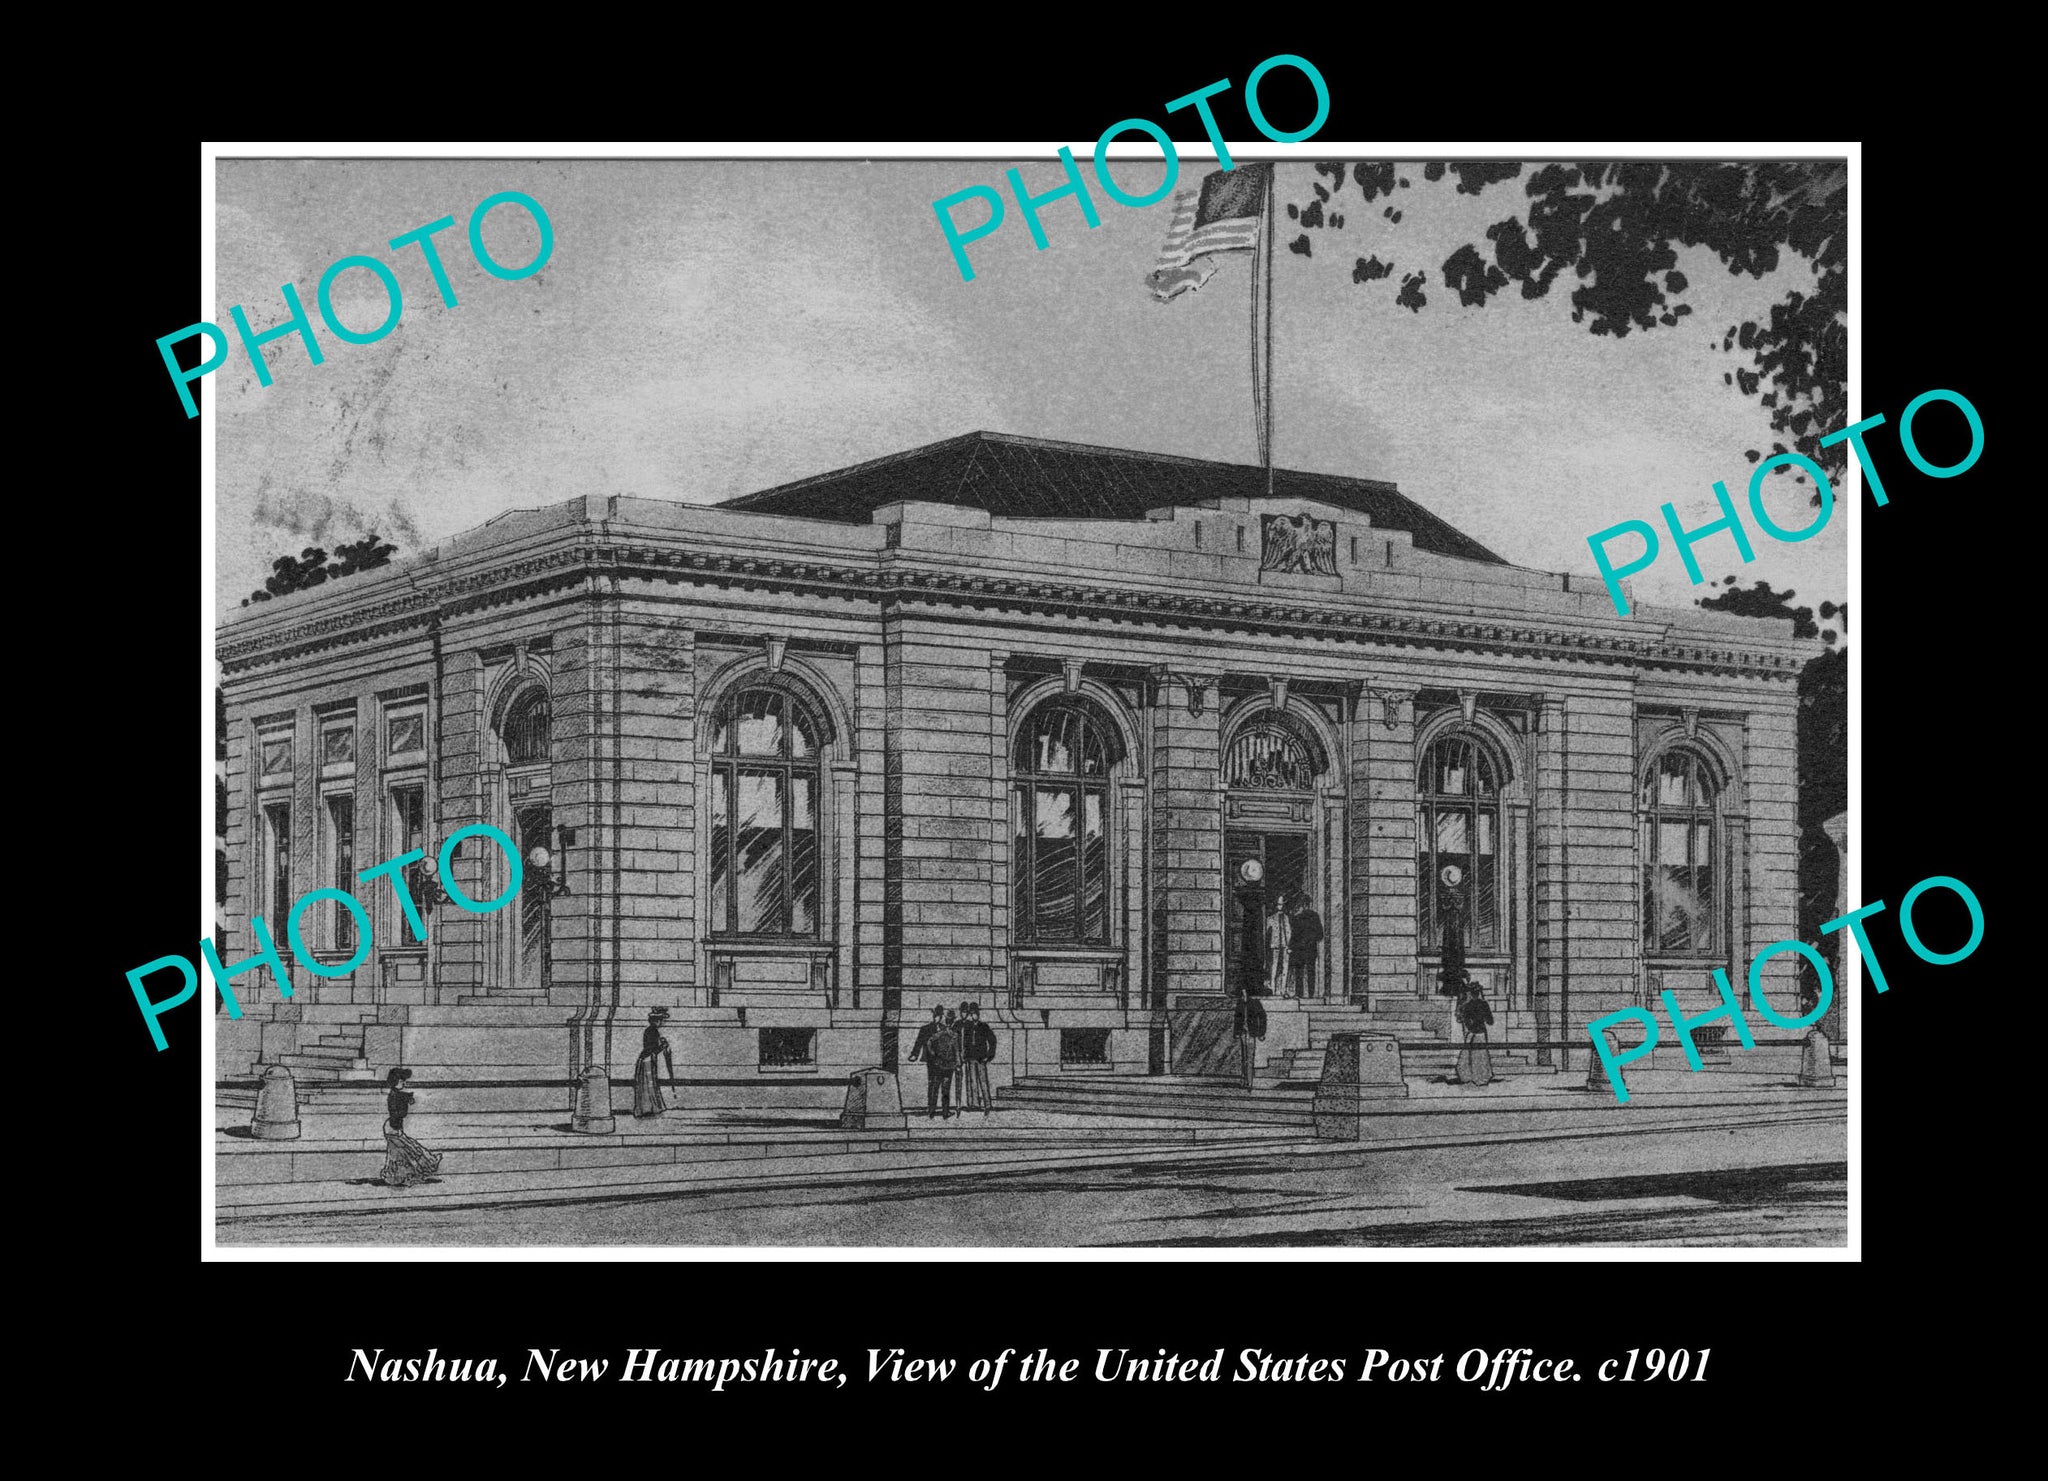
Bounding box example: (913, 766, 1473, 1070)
(1454, 980, 1495, 1087)
(1234, 991, 1267, 1088)
(634, 1006, 675, 1118)
(379, 1067, 443, 1187)
(959, 1002, 996, 1113)
(907, 1006, 959, 1118)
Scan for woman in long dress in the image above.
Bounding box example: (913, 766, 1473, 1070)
(634, 1007, 675, 1117)
(380, 1067, 443, 1186)
(1454, 984, 1495, 1087)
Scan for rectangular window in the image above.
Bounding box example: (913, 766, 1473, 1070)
(1080, 790, 1108, 940)
(710, 769, 732, 932)
(1645, 820, 1716, 955)
(390, 784, 427, 946)
(263, 803, 292, 926)
(322, 727, 356, 766)
(1031, 784, 1079, 940)
(789, 774, 817, 935)
(1473, 811, 1497, 945)
(1011, 787, 1028, 927)
(326, 795, 355, 954)
(260, 736, 293, 777)
(710, 759, 820, 939)
(1060, 1028, 1111, 1066)
(759, 1027, 816, 1067)
(735, 767, 786, 933)
(387, 713, 425, 757)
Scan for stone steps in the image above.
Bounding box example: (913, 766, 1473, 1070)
(1403, 1047, 1555, 1078)
(275, 1023, 369, 1082)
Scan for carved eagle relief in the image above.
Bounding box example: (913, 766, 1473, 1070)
(1260, 513, 1339, 576)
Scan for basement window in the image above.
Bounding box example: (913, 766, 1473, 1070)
(759, 1028, 817, 1067)
(1060, 1028, 1111, 1066)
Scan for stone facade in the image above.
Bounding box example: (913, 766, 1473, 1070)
(215, 435, 1815, 1092)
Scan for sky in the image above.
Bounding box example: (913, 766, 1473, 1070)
(213, 157, 1846, 626)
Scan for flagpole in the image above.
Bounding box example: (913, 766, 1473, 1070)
(1263, 164, 1276, 499)
(1250, 184, 1263, 463)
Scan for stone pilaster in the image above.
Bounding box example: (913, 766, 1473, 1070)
(1744, 702, 1802, 1038)
(853, 641, 887, 1011)
(881, 620, 1004, 1009)
(608, 611, 696, 1011)
(1149, 669, 1222, 1003)
(1356, 686, 1418, 1007)
(1532, 695, 1568, 1061)
(433, 647, 488, 1002)
(1550, 690, 1641, 1044)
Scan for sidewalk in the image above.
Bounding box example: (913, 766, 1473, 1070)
(215, 1069, 1845, 1227)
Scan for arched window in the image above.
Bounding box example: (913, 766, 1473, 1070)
(1012, 700, 1123, 943)
(1224, 715, 1318, 790)
(709, 685, 821, 937)
(1417, 732, 1505, 954)
(501, 687, 551, 765)
(1642, 747, 1720, 956)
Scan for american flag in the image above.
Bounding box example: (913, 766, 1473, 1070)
(1145, 164, 1270, 302)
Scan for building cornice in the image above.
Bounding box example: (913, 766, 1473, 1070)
(217, 536, 1811, 682)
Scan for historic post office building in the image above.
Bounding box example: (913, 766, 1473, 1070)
(215, 432, 1814, 1091)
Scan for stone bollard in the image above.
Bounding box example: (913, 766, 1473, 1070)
(570, 1063, 616, 1134)
(1798, 1027, 1836, 1087)
(1585, 1029, 1625, 1093)
(250, 1064, 301, 1141)
(1312, 1032, 1408, 1140)
(840, 1068, 908, 1133)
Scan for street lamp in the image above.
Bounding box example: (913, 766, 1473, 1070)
(529, 843, 572, 898)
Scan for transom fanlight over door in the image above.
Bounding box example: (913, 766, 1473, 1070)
(1225, 716, 1317, 791)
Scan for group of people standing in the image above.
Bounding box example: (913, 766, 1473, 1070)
(907, 1002, 997, 1118)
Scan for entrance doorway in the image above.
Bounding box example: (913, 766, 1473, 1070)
(1224, 829, 1311, 997)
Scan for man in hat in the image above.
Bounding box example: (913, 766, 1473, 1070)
(906, 1005, 959, 1118)
(1288, 898, 1324, 999)
(1264, 892, 1291, 997)
(958, 1002, 995, 1113)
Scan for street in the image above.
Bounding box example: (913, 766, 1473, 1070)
(219, 1116, 1844, 1248)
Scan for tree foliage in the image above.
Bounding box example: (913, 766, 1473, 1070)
(1290, 161, 1847, 481)
(242, 532, 398, 606)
